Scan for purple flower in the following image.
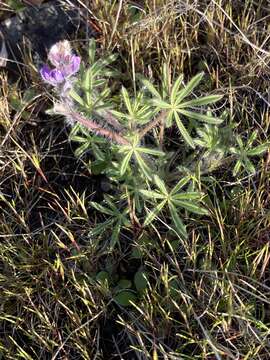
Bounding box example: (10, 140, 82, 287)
(48, 40, 72, 67)
(40, 40, 81, 86)
(61, 55, 81, 77)
(40, 65, 65, 86)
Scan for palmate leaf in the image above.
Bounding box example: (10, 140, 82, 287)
(140, 174, 208, 237)
(119, 137, 163, 178)
(230, 132, 268, 177)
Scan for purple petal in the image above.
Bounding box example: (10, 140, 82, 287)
(40, 65, 52, 82)
(40, 65, 65, 86)
(62, 56, 81, 77)
(71, 56, 81, 74)
(50, 69, 65, 83)
(49, 53, 63, 68)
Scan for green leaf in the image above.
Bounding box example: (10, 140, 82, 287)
(171, 74, 184, 103)
(134, 152, 152, 179)
(118, 279, 132, 289)
(178, 109, 223, 124)
(100, 53, 118, 67)
(151, 98, 172, 109)
(154, 175, 168, 195)
(174, 111, 195, 148)
(90, 219, 113, 236)
(168, 203, 187, 238)
(96, 271, 109, 284)
(161, 62, 170, 95)
(114, 291, 137, 306)
(172, 192, 202, 201)
(110, 222, 121, 249)
(121, 87, 133, 114)
(233, 160, 242, 176)
(120, 151, 132, 176)
(229, 146, 238, 155)
(176, 72, 204, 104)
(69, 89, 86, 107)
(90, 202, 114, 216)
(84, 69, 93, 104)
(134, 270, 148, 293)
(236, 136, 244, 149)
(144, 199, 167, 226)
(88, 38, 96, 64)
(247, 130, 258, 147)
(172, 199, 209, 215)
(178, 95, 223, 108)
(244, 158, 256, 174)
(166, 110, 174, 127)
(74, 142, 91, 157)
(171, 176, 191, 195)
(140, 190, 165, 200)
(141, 78, 161, 99)
(137, 147, 164, 157)
(91, 160, 108, 175)
(247, 143, 269, 156)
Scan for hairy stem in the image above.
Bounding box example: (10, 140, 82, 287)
(97, 109, 124, 132)
(70, 110, 130, 145)
(138, 110, 167, 139)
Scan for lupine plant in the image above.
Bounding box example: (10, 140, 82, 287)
(41, 39, 269, 248)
